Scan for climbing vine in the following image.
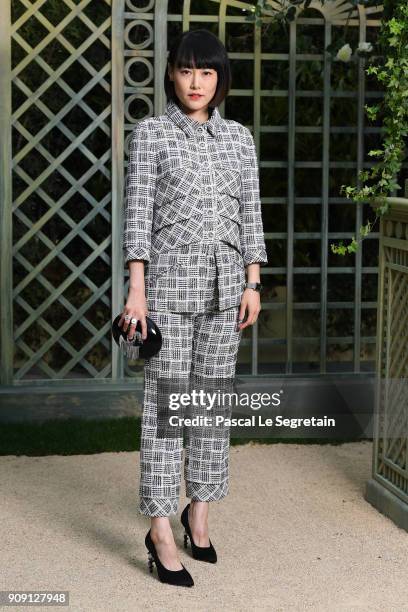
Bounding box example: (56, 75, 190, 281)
(245, 0, 408, 255)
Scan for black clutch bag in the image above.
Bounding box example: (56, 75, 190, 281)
(111, 314, 162, 360)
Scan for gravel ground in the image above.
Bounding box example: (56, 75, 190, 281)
(1, 441, 408, 612)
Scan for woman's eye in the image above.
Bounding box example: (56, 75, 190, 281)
(180, 69, 213, 75)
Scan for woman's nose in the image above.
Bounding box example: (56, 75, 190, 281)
(191, 74, 201, 87)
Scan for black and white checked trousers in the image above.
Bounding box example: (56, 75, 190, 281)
(139, 250, 242, 517)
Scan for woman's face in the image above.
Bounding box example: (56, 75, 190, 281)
(168, 63, 218, 111)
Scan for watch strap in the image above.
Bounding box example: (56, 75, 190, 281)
(245, 282, 262, 292)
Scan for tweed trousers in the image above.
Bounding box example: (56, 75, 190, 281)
(139, 248, 242, 517)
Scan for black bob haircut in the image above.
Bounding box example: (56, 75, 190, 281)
(164, 29, 231, 108)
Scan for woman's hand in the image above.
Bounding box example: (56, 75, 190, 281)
(237, 288, 261, 331)
(118, 287, 149, 340)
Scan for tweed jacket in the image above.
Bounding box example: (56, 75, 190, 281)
(123, 99, 268, 312)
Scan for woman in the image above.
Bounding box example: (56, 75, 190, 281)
(120, 29, 267, 587)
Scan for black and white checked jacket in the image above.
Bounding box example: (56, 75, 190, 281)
(123, 99, 268, 312)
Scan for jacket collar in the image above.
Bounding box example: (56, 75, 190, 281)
(165, 99, 221, 137)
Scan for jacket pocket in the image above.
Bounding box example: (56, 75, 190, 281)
(153, 197, 195, 232)
(155, 165, 198, 209)
(154, 165, 202, 233)
(217, 196, 242, 226)
(213, 164, 242, 225)
(158, 151, 198, 178)
(213, 164, 241, 198)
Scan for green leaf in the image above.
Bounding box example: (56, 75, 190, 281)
(367, 149, 384, 157)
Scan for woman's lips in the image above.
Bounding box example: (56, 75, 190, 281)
(189, 94, 203, 99)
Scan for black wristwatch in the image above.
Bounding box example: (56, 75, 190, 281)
(244, 282, 262, 292)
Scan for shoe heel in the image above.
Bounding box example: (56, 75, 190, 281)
(147, 551, 154, 573)
(183, 531, 188, 549)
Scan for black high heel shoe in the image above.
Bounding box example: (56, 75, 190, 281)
(145, 529, 194, 587)
(181, 503, 217, 563)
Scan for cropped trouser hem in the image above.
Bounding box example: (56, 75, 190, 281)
(139, 481, 229, 517)
(185, 479, 229, 502)
(139, 497, 179, 517)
